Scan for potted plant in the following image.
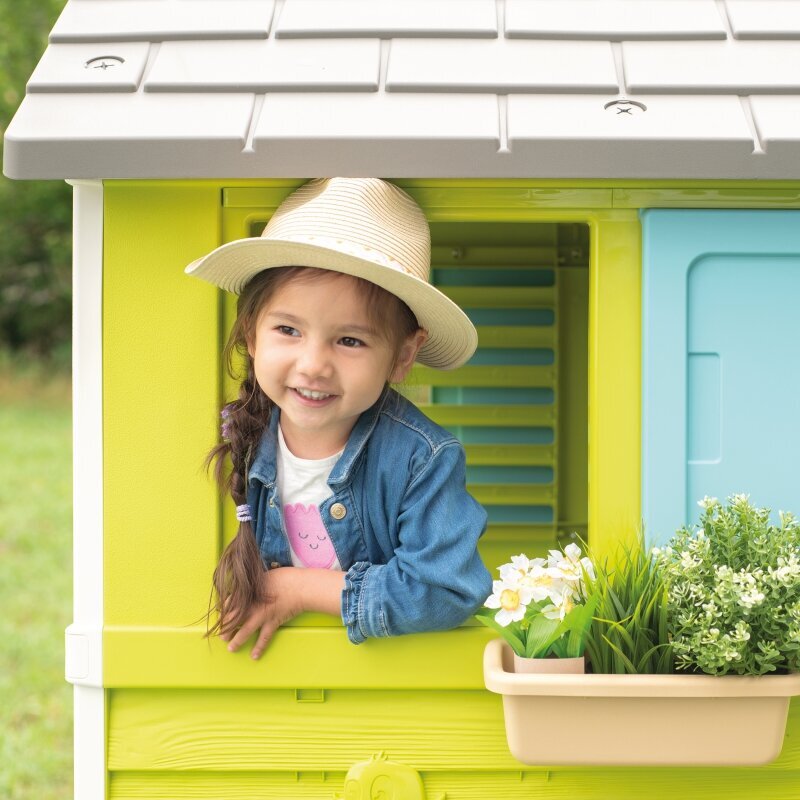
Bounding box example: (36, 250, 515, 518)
(583, 533, 674, 674)
(475, 544, 597, 673)
(653, 494, 800, 676)
(482, 496, 800, 766)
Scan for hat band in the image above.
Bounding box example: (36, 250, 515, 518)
(273, 234, 416, 277)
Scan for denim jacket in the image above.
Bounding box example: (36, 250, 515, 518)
(246, 388, 492, 644)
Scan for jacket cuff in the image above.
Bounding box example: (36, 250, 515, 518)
(341, 561, 372, 644)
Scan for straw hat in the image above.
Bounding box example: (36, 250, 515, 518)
(185, 178, 477, 370)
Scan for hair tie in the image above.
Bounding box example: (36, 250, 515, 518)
(236, 503, 252, 523)
(220, 404, 235, 441)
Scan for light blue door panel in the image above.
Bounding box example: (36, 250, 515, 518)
(642, 210, 800, 545)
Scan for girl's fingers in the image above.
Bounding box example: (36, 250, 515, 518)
(250, 622, 277, 660)
(218, 609, 240, 642)
(226, 618, 259, 652)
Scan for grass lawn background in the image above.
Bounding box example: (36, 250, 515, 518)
(0, 353, 72, 799)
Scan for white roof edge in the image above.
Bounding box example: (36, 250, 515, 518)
(4, 0, 800, 181)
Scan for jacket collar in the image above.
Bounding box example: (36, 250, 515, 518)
(247, 387, 391, 489)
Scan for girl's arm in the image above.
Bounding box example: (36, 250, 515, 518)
(222, 567, 345, 659)
(342, 441, 492, 644)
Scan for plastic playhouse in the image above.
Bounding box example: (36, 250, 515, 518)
(4, 1, 800, 798)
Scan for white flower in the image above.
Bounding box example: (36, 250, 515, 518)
(769, 556, 800, 584)
(738, 589, 765, 609)
(509, 553, 532, 572)
(541, 586, 576, 621)
(519, 563, 564, 603)
(498, 553, 537, 582)
(484, 579, 534, 627)
(698, 496, 719, 510)
(730, 493, 750, 507)
(680, 551, 698, 570)
(545, 543, 595, 585)
(563, 542, 582, 562)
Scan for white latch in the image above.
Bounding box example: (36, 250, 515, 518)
(65, 624, 103, 688)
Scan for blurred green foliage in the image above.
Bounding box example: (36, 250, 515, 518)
(1, 0, 71, 366)
(0, 355, 72, 800)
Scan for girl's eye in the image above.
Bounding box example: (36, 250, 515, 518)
(340, 336, 365, 348)
(277, 325, 299, 337)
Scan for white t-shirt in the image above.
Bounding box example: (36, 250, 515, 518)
(276, 426, 343, 570)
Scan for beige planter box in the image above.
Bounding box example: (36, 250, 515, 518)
(484, 639, 800, 766)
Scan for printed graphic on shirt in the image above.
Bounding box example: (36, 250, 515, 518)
(284, 503, 337, 569)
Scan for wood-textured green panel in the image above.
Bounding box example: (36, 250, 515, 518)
(104, 183, 223, 627)
(107, 692, 800, 788)
(108, 768, 800, 800)
(107, 688, 514, 772)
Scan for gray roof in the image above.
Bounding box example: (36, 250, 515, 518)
(4, 0, 800, 180)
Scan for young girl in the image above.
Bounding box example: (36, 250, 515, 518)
(186, 178, 491, 659)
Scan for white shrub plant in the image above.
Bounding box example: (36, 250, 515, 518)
(654, 495, 800, 676)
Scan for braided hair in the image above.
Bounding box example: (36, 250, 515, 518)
(204, 268, 296, 637)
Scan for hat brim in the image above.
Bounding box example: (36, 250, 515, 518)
(185, 238, 477, 370)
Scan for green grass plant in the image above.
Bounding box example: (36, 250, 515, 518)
(584, 534, 674, 674)
(0, 351, 72, 800)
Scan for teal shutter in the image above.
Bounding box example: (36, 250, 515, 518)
(642, 209, 800, 545)
(409, 222, 589, 566)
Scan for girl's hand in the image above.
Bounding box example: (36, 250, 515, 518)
(220, 567, 304, 659)
(220, 567, 346, 659)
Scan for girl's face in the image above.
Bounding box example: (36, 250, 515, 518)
(249, 271, 425, 459)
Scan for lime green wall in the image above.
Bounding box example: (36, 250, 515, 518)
(102, 180, 800, 799)
(103, 184, 223, 629)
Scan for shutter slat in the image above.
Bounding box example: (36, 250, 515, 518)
(469, 483, 555, 506)
(476, 325, 555, 349)
(413, 365, 555, 388)
(439, 286, 556, 308)
(464, 443, 555, 467)
(420, 403, 555, 427)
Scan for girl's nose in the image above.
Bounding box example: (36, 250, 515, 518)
(296, 339, 332, 377)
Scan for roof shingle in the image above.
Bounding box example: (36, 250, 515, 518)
(5, 0, 800, 179)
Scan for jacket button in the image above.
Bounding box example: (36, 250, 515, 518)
(269, 562, 279, 569)
(330, 503, 347, 520)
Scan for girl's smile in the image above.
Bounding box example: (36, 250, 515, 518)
(248, 271, 424, 459)
(293, 388, 333, 402)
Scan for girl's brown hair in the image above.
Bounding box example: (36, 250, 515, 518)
(205, 266, 420, 638)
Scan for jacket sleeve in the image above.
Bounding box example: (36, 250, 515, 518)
(341, 441, 492, 644)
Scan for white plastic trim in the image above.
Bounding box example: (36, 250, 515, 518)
(73, 685, 106, 800)
(67, 179, 106, 800)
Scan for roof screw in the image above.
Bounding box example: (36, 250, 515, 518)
(604, 98, 647, 115)
(84, 55, 125, 71)
(451, 247, 464, 260)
